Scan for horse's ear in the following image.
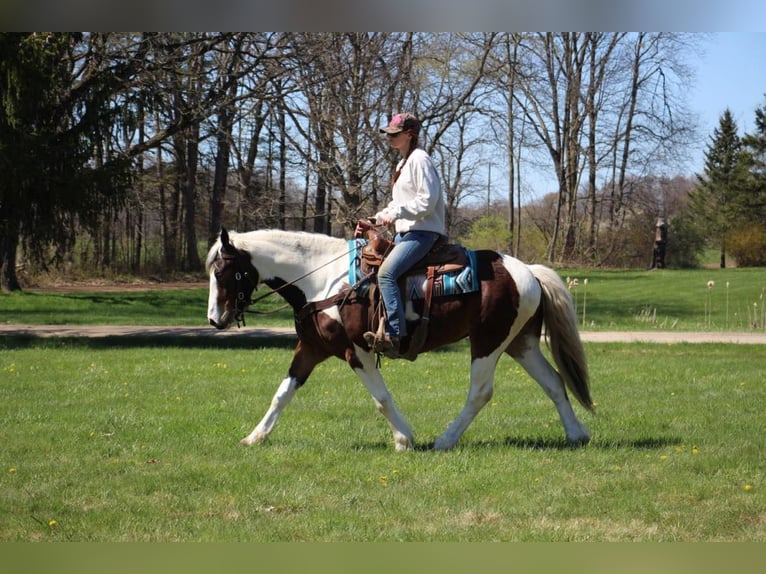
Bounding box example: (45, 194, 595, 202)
(220, 227, 230, 246)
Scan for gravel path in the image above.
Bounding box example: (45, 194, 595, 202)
(2, 324, 765, 344)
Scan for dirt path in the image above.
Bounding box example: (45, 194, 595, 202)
(1, 323, 765, 344)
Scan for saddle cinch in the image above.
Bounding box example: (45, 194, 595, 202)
(357, 221, 471, 361)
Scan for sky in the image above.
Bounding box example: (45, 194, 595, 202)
(688, 32, 766, 169)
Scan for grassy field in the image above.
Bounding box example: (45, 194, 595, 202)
(2, 266, 764, 332)
(1, 266, 764, 542)
(0, 286, 293, 328)
(1, 336, 763, 542)
(558, 266, 766, 332)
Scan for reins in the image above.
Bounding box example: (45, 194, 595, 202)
(241, 241, 366, 317)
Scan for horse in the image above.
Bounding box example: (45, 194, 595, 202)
(206, 227, 594, 451)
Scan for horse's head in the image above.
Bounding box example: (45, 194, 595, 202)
(206, 228, 260, 329)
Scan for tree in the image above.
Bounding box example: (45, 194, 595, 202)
(728, 97, 766, 266)
(462, 214, 512, 252)
(0, 33, 132, 291)
(741, 97, 766, 221)
(1, 33, 716, 283)
(688, 109, 751, 268)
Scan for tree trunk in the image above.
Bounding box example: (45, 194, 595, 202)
(210, 104, 233, 245)
(0, 225, 21, 292)
(183, 122, 201, 270)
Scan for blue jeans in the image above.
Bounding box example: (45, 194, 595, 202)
(377, 230, 441, 338)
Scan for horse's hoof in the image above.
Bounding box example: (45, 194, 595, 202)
(567, 435, 591, 447)
(241, 432, 267, 446)
(433, 437, 456, 451)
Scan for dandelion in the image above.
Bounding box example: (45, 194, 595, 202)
(691, 447, 700, 455)
(8, 467, 16, 474)
(48, 519, 57, 528)
(743, 484, 753, 492)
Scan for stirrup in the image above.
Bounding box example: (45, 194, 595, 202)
(363, 331, 400, 358)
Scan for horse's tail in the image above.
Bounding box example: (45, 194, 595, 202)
(528, 264, 594, 411)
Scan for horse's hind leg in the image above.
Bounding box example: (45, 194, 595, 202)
(434, 353, 499, 450)
(353, 348, 414, 451)
(510, 340, 590, 445)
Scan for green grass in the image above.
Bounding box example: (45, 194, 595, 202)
(0, 287, 293, 327)
(552, 266, 765, 331)
(1, 337, 763, 541)
(2, 267, 764, 331)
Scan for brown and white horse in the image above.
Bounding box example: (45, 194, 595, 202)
(206, 227, 594, 451)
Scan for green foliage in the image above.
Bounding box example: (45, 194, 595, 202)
(1, 340, 764, 541)
(740, 98, 766, 225)
(728, 223, 766, 267)
(687, 109, 758, 267)
(461, 214, 512, 252)
(666, 212, 706, 268)
(0, 33, 132, 289)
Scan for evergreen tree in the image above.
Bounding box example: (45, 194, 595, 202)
(741, 97, 766, 221)
(687, 109, 751, 268)
(0, 33, 131, 291)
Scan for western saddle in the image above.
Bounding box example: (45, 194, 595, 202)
(356, 219, 468, 361)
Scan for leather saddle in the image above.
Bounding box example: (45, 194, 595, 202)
(359, 227, 467, 277)
(355, 222, 469, 361)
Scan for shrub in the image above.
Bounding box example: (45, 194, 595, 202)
(728, 223, 766, 266)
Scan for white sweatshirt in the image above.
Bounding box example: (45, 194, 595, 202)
(375, 147, 446, 236)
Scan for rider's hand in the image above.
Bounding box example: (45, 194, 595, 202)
(354, 218, 375, 238)
(376, 212, 395, 227)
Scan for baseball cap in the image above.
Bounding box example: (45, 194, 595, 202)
(380, 112, 420, 134)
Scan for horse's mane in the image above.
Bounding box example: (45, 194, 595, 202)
(205, 229, 347, 272)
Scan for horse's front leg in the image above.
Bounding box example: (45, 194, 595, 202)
(240, 374, 299, 445)
(352, 346, 414, 451)
(241, 341, 324, 446)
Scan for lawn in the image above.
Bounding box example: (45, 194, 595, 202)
(1, 265, 764, 544)
(2, 266, 764, 332)
(1, 337, 763, 542)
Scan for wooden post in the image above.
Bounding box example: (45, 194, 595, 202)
(650, 217, 668, 269)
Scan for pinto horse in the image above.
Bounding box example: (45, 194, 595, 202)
(206, 227, 594, 451)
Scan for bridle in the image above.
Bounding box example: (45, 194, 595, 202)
(213, 250, 260, 327)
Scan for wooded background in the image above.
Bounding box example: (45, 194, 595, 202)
(2, 33, 764, 291)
